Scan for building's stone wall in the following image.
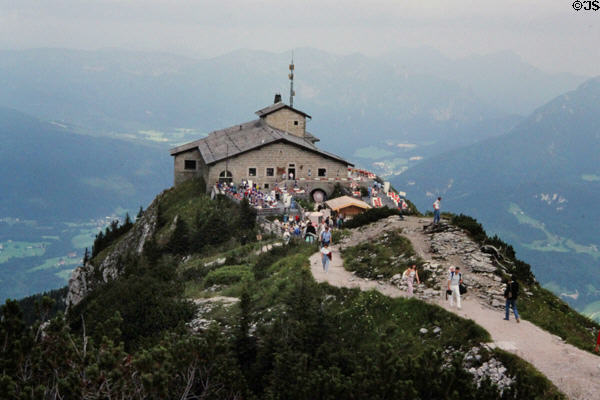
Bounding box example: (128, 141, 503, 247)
(206, 142, 348, 193)
(264, 108, 306, 138)
(173, 148, 208, 185)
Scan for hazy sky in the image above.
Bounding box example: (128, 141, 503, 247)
(1, 0, 599, 75)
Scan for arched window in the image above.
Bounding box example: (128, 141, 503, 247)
(219, 170, 233, 184)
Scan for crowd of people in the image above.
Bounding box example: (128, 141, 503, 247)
(215, 179, 320, 210)
(215, 181, 277, 208)
(277, 214, 341, 246)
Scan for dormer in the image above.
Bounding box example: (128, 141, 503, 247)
(255, 101, 311, 139)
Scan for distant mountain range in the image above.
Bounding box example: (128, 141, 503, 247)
(394, 77, 600, 318)
(0, 47, 586, 175)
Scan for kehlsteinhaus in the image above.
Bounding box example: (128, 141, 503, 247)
(170, 98, 354, 202)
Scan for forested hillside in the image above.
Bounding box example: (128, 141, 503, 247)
(2, 179, 586, 399)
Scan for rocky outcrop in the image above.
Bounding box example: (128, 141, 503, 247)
(338, 215, 405, 250)
(444, 345, 514, 394)
(66, 191, 165, 309)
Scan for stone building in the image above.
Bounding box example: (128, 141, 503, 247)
(170, 101, 353, 201)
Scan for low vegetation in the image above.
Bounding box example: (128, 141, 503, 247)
(342, 230, 428, 281)
(343, 206, 402, 229)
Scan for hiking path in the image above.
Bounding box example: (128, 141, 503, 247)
(309, 216, 600, 400)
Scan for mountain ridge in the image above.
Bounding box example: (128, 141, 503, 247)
(394, 76, 600, 318)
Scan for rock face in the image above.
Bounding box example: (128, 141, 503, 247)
(66, 191, 164, 309)
(401, 221, 511, 309)
(459, 346, 514, 394)
(187, 297, 240, 333)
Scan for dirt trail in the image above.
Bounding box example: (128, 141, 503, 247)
(309, 216, 600, 400)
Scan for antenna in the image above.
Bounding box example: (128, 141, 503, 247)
(288, 51, 295, 107)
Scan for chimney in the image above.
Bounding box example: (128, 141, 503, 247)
(274, 93, 282, 104)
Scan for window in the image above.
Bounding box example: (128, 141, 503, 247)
(264, 183, 270, 189)
(219, 170, 232, 184)
(248, 167, 257, 177)
(184, 160, 197, 170)
(294, 120, 299, 126)
(266, 167, 274, 177)
(318, 168, 327, 177)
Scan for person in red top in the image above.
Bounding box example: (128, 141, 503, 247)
(595, 330, 600, 352)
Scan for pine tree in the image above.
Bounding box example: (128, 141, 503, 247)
(238, 198, 256, 231)
(168, 217, 190, 254)
(124, 212, 132, 229)
(92, 230, 104, 258)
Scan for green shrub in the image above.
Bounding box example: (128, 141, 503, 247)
(343, 206, 401, 229)
(204, 265, 252, 286)
(17, 287, 67, 326)
(295, 197, 313, 211)
(331, 229, 350, 243)
(451, 214, 486, 243)
(342, 231, 423, 279)
(330, 183, 348, 199)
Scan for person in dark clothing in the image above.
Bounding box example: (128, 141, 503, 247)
(503, 275, 520, 323)
(304, 221, 317, 243)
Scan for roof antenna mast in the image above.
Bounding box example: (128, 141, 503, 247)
(288, 51, 295, 108)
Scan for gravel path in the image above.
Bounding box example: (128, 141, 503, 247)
(309, 216, 600, 400)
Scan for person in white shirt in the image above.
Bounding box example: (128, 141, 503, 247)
(320, 243, 332, 272)
(433, 197, 442, 224)
(447, 266, 462, 309)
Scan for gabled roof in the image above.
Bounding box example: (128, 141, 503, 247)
(255, 102, 312, 119)
(325, 196, 371, 212)
(169, 119, 352, 166)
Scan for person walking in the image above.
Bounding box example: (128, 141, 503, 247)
(320, 225, 332, 247)
(399, 199, 408, 220)
(595, 330, 600, 352)
(447, 266, 462, 309)
(404, 264, 420, 296)
(504, 275, 520, 323)
(320, 243, 332, 272)
(433, 197, 442, 224)
(305, 221, 317, 243)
